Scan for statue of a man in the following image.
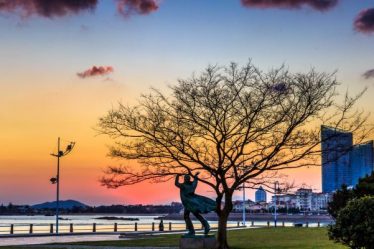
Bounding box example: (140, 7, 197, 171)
(175, 172, 216, 235)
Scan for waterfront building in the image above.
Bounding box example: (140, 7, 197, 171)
(311, 192, 330, 211)
(232, 199, 254, 212)
(271, 194, 297, 209)
(321, 126, 374, 192)
(321, 126, 353, 193)
(296, 188, 313, 211)
(271, 188, 330, 211)
(255, 186, 267, 202)
(351, 141, 374, 186)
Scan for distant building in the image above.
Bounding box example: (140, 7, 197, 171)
(233, 199, 269, 213)
(321, 126, 353, 193)
(271, 193, 297, 209)
(296, 188, 313, 211)
(351, 141, 374, 186)
(271, 188, 330, 211)
(321, 126, 374, 193)
(233, 199, 254, 212)
(255, 186, 267, 202)
(312, 192, 330, 211)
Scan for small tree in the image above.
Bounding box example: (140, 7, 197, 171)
(354, 171, 374, 197)
(328, 172, 374, 219)
(98, 61, 369, 249)
(327, 184, 354, 219)
(329, 196, 374, 249)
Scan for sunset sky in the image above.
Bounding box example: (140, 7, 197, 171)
(1, 0, 374, 206)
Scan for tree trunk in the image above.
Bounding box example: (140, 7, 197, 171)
(216, 192, 233, 249)
(217, 210, 230, 249)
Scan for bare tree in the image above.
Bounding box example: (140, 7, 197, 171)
(98, 61, 370, 249)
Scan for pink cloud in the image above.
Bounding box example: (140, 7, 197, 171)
(116, 0, 159, 17)
(0, 0, 98, 18)
(240, 0, 338, 11)
(363, 69, 374, 80)
(354, 8, 374, 34)
(77, 66, 114, 79)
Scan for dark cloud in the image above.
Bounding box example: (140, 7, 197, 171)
(363, 69, 374, 80)
(116, 0, 158, 17)
(0, 0, 98, 18)
(354, 8, 374, 34)
(240, 0, 338, 11)
(77, 66, 114, 79)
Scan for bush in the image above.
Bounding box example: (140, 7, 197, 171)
(328, 196, 374, 249)
(328, 172, 374, 219)
(327, 184, 353, 219)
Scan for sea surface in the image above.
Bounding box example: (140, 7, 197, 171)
(0, 215, 238, 235)
(0, 214, 329, 235)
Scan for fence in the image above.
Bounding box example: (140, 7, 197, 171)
(0, 220, 330, 236)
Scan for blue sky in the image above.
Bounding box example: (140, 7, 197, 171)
(0, 0, 374, 204)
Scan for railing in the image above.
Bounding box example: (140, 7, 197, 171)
(0, 220, 330, 236)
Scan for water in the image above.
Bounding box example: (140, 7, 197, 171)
(0, 215, 329, 235)
(0, 215, 239, 235)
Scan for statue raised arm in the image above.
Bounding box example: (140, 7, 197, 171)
(175, 174, 182, 188)
(176, 172, 216, 236)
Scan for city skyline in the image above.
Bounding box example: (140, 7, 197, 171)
(1, 0, 374, 206)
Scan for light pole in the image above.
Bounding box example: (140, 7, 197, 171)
(242, 182, 246, 226)
(50, 137, 75, 235)
(274, 181, 280, 227)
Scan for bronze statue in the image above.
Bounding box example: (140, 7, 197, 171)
(175, 172, 216, 236)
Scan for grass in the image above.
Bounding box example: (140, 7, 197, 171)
(1, 228, 347, 249)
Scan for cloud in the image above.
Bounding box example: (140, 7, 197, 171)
(363, 69, 374, 80)
(354, 8, 374, 34)
(116, 0, 159, 17)
(0, 0, 98, 18)
(77, 66, 114, 79)
(240, 0, 338, 11)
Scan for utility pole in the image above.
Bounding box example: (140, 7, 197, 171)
(50, 138, 75, 235)
(242, 182, 246, 226)
(274, 181, 280, 227)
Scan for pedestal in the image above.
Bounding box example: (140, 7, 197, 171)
(179, 235, 217, 249)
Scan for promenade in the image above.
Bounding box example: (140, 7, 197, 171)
(0, 234, 121, 246)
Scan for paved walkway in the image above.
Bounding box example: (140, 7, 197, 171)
(0, 234, 122, 246)
(0, 227, 251, 248)
(29, 246, 177, 249)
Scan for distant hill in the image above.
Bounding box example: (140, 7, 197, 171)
(32, 200, 88, 209)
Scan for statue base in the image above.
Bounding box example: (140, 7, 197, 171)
(180, 235, 217, 249)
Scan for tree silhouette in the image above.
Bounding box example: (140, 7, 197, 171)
(98, 61, 370, 249)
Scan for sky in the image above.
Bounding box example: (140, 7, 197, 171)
(0, 0, 374, 206)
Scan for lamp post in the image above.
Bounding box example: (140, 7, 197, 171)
(242, 182, 246, 226)
(50, 137, 75, 235)
(274, 181, 280, 227)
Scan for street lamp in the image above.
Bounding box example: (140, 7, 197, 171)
(274, 181, 280, 227)
(242, 182, 246, 226)
(50, 137, 75, 235)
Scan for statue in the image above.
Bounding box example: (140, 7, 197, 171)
(175, 172, 216, 236)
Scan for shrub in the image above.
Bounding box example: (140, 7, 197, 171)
(328, 196, 374, 249)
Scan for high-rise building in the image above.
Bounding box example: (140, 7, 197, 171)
(255, 186, 267, 202)
(321, 126, 374, 193)
(321, 126, 353, 193)
(351, 141, 374, 186)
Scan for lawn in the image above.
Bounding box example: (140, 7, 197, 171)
(1, 228, 347, 249)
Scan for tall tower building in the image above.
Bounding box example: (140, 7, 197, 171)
(351, 141, 374, 186)
(321, 126, 353, 193)
(255, 186, 267, 202)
